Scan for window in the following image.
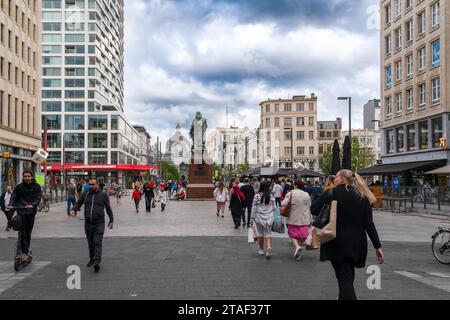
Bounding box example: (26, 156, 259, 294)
(42, 115, 61, 130)
(395, 60, 402, 81)
(65, 115, 84, 130)
(284, 147, 291, 157)
(296, 131, 304, 140)
(308, 117, 314, 127)
(395, 27, 402, 50)
(385, 34, 392, 55)
(418, 47, 426, 70)
(266, 132, 271, 142)
(387, 130, 394, 154)
(432, 2, 440, 28)
(297, 117, 305, 126)
(432, 117, 443, 148)
(265, 105, 270, 112)
(309, 103, 314, 111)
(406, 89, 413, 111)
(284, 130, 292, 141)
(396, 0, 402, 17)
(265, 118, 270, 128)
(65, 152, 84, 165)
(385, 65, 392, 87)
(309, 131, 314, 140)
(274, 118, 280, 127)
(296, 103, 304, 111)
(284, 104, 291, 112)
(407, 124, 416, 151)
(88, 115, 107, 130)
(45, 133, 61, 148)
(297, 147, 305, 156)
(284, 117, 292, 127)
(65, 101, 84, 112)
(385, 3, 392, 26)
(88, 133, 108, 148)
(406, 54, 413, 76)
(64, 133, 85, 149)
(418, 11, 425, 35)
(274, 104, 279, 112)
(385, 96, 392, 116)
(432, 39, 440, 68)
(47, 152, 61, 164)
(419, 121, 428, 150)
(419, 83, 426, 107)
(407, 0, 413, 9)
(432, 77, 440, 102)
(396, 127, 405, 152)
(309, 147, 314, 155)
(406, 20, 413, 43)
(395, 92, 402, 113)
(42, 101, 61, 112)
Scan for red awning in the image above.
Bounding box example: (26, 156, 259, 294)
(47, 164, 159, 172)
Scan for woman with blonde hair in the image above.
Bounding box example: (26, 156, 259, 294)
(311, 169, 384, 300)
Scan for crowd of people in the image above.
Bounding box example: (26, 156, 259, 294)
(213, 172, 385, 300)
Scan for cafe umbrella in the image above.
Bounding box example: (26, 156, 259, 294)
(332, 139, 341, 175)
(342, 135, 352, 171)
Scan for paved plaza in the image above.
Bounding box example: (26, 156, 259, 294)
(0, 198, 449, 300)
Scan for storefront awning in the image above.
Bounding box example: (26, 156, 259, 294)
(425, 165, 450, 174)
(357, 160, 446, 176)
(47, 164, 159, 172)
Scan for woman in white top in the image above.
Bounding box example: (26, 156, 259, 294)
(213, 181, 228, 218)
(282, 181, 312, 261)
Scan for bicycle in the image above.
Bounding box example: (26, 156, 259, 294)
(37, 194, 50, 213)
(432, 225, 450, 265)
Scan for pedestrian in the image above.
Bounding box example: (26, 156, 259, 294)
(271, 181, 283, 208)
(172, 180, 178, 199)
(240, 178, 255, 228)
(213, 181, 228, 218)
(229, 185, 245, 229)
(71, 178, 114, 273)
(282, 181, 311, 261)
(115, 184, 123, 205)
(311, 170, 384, 300)
(0, 186, 14, 231)
(132, 186, 142, 213)
(143, 182, 155, 212)
(66, 179, 78, 218)
(158, 186, 168, 212)
(250, 181, 275, 259)
(178, 186, 186, 200)
(253, 178, 260, 194)
(82, 179, 90, 193)
(10, 171, 42, 262)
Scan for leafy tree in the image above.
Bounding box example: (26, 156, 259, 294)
(161, 161, 179, 181)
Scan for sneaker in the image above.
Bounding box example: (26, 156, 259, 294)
(87, 260, 95, 268)
(221, 215, 224, 219)
(294, 246, 302, 260)
(94, 264, 100, 273)
(217, 213, 219, 217)
(258, 250, 265, 256)
(21, 254, 29, 263)
(266, 247, 272, 259)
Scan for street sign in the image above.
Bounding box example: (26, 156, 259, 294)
(36, 173, 45, 187)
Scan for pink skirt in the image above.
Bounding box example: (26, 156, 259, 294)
(217, 202, 226, 213)
(287, 225, 309, 240)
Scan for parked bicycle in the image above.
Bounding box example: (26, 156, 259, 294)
(37, 194, 50, 213)
(432, 225, 450, 265)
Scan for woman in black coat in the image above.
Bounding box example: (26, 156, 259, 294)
(311, 170, 384, 300)
(229, 186, 245, 229)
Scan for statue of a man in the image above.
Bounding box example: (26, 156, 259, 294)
(189, 112, 207, 155)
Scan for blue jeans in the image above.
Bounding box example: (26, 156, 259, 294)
(67, 196, 77, 215)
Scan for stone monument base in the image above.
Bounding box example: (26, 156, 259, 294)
(187, 155, 214, 200)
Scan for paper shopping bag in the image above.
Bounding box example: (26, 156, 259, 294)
(316, 200, 337, 245)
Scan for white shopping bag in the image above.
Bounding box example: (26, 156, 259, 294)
(248, 227, 255, 243)
(305, 226, 313, 246)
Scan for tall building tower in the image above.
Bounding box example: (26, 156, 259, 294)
(363, 99, 381, 130)
(380, 0, 448, 172)
(41, 1, 143, 184)
(0, 0, 41, 188)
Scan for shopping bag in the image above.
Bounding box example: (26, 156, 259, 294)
(305, 226, 313, 246)
(271, 208, 286, 234)
(151, 200, 155, 209)
(306, 227, 320, 250)
(316, 201, 337, 244)
(248, 227, 255, 243)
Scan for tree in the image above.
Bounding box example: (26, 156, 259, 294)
(318, 138, 376, 175)
(161, 161, 179, 181)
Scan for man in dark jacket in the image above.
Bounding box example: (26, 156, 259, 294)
(11, 171, 42, 261)
(143, 182, 155, 212)
(240, 178, 255, 228)
(72, 178, 113, 273)
(0, 186, 14, 231)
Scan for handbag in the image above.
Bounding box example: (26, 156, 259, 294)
(11, 213, 22, 232)
(316, 201, 337, 244)
(280, 192, 292, 218)
(311, 190, 334, 229)
(248, 227, 255, 244)
(306, 227, 320, 250)
(271, 208, 286, 234)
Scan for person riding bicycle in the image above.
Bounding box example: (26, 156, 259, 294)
(10, 170, 42, 263)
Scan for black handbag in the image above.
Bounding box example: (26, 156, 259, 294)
(11, 214, 22, 232)
(312, 190, 334, 229)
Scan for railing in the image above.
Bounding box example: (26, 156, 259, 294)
(371, 186, 450, 212)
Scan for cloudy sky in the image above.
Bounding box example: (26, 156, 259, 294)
(123, 0, 381, 150)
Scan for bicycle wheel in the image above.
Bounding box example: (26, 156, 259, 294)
(432, 230, 450, 265)
(44, 201, 50, 213)
(37, 202, 44, 212)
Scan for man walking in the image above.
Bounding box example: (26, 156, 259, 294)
(11, 171, 42, 262)
(72, 178, 113, 273)
(143, 182, 155, 212)
(271, 181, 283, 208)
(0, 186, 14, 231)
(240, 178, 255, 228)
(67, 179, 77, 218)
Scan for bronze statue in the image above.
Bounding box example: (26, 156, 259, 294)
(189, 112, 207, 155)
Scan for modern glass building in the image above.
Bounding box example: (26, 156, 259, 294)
(41, 0, 144, 184)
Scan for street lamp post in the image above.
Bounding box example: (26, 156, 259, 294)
(338, 97, 352, 141)
(284, 127, 294, 180)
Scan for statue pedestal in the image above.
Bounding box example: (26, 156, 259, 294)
(187, 155, 214, 200)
